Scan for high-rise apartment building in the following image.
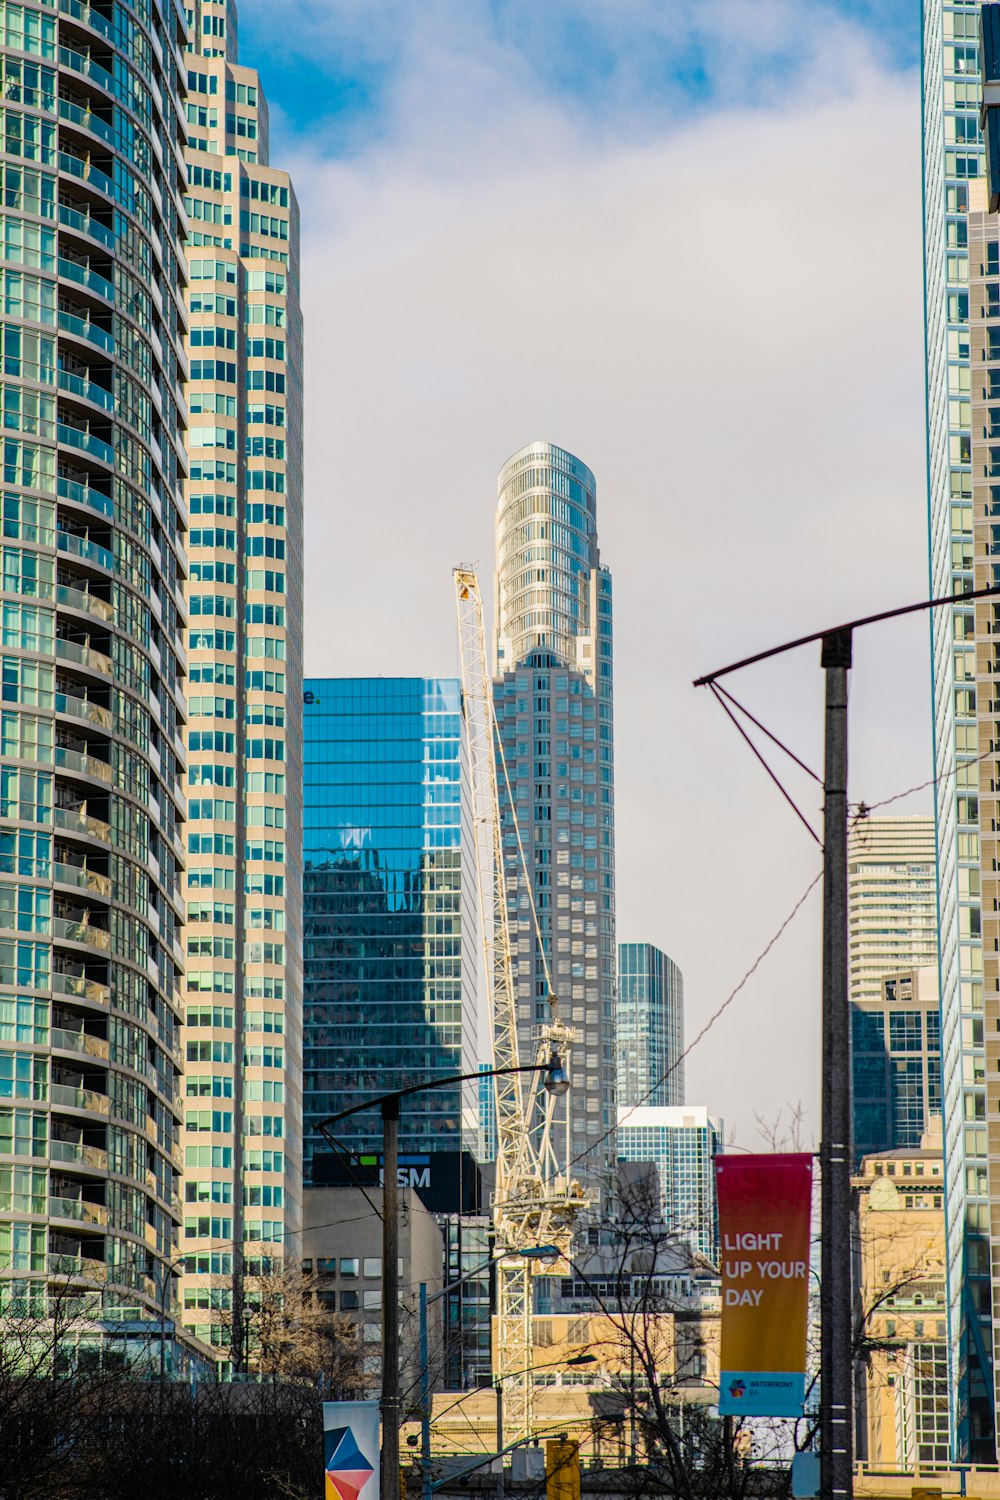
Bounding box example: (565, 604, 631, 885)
(301, 679, 477, 1172)
(493, 441, 616, 1212)
(852, 966, 942, 1163)
(617, 942, 684, 1110)
(922, 1, 992, 1449)
(179, 0, 303, 1359)
(616, 1106, 722, 1262)
(0, 0, 190, 1336)
(847, 817, 937, 1006)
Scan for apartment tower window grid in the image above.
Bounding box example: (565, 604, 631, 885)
(616, 1106, 722, 1263)
(923, 0, 993, 1459)
(493, 441, 616, 1212)
(617, 942, 684, 1110)
(847, 817, 938, 1006)
(180, 0, 303, 1356)
(0, 0, 192, 1344)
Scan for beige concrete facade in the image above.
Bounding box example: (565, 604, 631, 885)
(854, 1125, 948, 1469)
(301, 1185, 444, 1395)
(848, 818, 938, 1007)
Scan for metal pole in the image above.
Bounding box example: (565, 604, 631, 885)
(160, 1269, 168, 1392)
(382, 1098, 400, 1500)
(495, 1380, 504, 1500)
(420, 1283, 432, 1500)
(820, 629, 853, 1500)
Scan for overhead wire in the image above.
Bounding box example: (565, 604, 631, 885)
(566, 868, 824, 1173)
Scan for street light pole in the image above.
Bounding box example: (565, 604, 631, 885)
(819, 630, 853, 1500)
(381, 1095, 400, 1500)
(319, 1060, 567, 1500)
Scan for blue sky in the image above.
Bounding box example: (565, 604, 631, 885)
(237, 0, 920, 157)
(234, 0, 930, 1143)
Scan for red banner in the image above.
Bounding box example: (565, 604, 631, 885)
(716, 1152, 813, 1416)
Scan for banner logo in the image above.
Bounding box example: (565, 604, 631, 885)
(323, 1401, 379, 1500)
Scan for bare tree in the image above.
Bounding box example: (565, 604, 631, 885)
(244, 1258, 364, 1393)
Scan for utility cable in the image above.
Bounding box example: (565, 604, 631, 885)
(566, 868, 824, 1172)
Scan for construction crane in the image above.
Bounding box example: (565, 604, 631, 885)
(454, 568, 589, 1446)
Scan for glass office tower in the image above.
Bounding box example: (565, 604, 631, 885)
(179, 0, 304, 1357)
(302, 679, 477, 1173)
(0, 0, 190, 1333)
(923, 0, 994, 1457)
(493, 442, 616, 1212)
(616, 1106, 722, 1262)
(617, 942, 684, 1110)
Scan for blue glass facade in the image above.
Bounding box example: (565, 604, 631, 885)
(302, 679, 477, 1173)
(616, 1106, 721, 1262)
(617, 942, 684, 1109)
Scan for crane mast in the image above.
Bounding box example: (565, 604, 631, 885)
(454, 569, 589, 1445)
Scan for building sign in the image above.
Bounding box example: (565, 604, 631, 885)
(323, 1401, 379, 1500)
(716, 1152, 813, 1417)
(313, 1149, 483, 1215)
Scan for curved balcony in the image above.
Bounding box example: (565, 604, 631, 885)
(58, 257, 114, 306)
(52, 971, 110, 1006)
(58, 45, 115, 99)
(50, 1139, 107, 1171)
(58, 423, 114, 468)
(52, 861, 112, 898)
(56, 583, 113, 623)
(51, 1082, 110, 1115)
(48, 1253, 108, 1280)
(58, 97, 114, 146)
(58, 151, 115, 204)
(53, 915, 110, 951)
(54, 691, 113, 732)
(57, 473, 114, 519)
(49, 1195, 108, 1228)
(58, 309, 115, 356)
(58, 370, 114, 414)
(51, 1027, 109, 1061)
(56, 531, 114, 572)
(59, 202, 115, 250)
(58, 0, 115, 39)
(54, 744, 112, 784)
(53, 804, 111, 841)
(55, 637, 112, 677)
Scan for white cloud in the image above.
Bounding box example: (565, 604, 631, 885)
(266, 3, 926, 1147)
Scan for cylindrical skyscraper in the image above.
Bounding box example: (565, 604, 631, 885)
(493, 441, 616, 1211)
(0, 0, 190, 1347)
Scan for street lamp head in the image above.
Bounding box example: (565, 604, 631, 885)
(567, 1354, 597, 1366)
(522, 1244, 561, 1262)
(544, 1053, 570, 1097)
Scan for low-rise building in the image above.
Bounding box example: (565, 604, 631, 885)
(854, 1121, 948, 1468)
(302, 1185, 444, 1393)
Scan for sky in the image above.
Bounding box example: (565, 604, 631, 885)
(236, 0, 929, 1148)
